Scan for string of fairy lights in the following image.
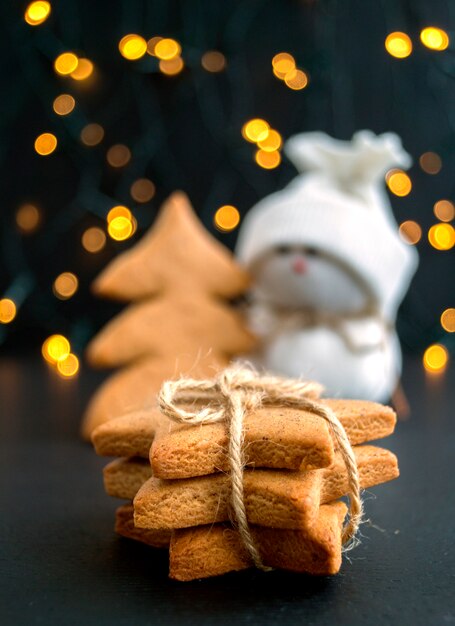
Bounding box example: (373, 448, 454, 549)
(384, 27, 454, 374)
(0, 1, 453, 379)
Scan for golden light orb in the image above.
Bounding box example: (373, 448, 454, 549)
(53, 272, 79, 300)
(0, 299, 17, 324)
(398, 220, 422, 245)
(54, 52, 79, 76)
(284, 69, 308, 90)
(159, 57, 184, 76)
(81, 227, 106, 253)
(258, 130, 282, 152)
(201, 51, 226, 73)
(433, 200, 454, 222)
(242, 119, 270, 143)
(146, 36, 163, 56)
(42, 334, 70, 364)
(34, 132, 57, 156)
(419, 152, 442, 174)
(386, 169, 412, 196)
(57, 353, 79, 378)
(154, 38, 181, 60)
(70, 58, 94, 81)
(272, 52, 296, 79)
(130, 178, 156, 203)
(53, 94, 75, 116)
(255, 149, 281, 169)
(24, 1, 51, 26)
(108, 216, 134, 241)
(214, 205, 240, 232)
(106, 144, 131, 167)
(107, 206, 132, 223)
(428, 223, 455, 250)
(423, 344, 449, 374)
(16, 204, 41, 233)
(441, 309, 455, 333)
(385, 32, 412, 58)
(80, 123, 104, 146)
(119, 34, 147, 60)
(420, 27, 449, 51)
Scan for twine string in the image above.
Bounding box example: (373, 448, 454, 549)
(158, 365, 363, 570)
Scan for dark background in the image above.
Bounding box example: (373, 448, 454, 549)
(0, 0, 454, 359)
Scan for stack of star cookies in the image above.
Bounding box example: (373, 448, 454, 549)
(92, 398, 399, 581)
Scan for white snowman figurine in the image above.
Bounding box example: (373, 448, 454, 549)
(235, 130, 418, 402)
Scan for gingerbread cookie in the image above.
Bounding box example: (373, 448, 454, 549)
(104, 457, 152, 500)
(151, 399, 396, 479)
(169, 501, 347, 580)
(133, 445, 398, 530)
(115, 504, 170, 548)
(92, 400, 396, 478)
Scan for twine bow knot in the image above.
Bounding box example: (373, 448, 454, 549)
(158, 364, 363, 571)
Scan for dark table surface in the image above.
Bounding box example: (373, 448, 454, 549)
(0, 355, 454, 626)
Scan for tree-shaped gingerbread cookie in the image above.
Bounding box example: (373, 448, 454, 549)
(82, 192, 255, 438)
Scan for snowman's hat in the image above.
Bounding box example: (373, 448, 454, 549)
(236, 131, 418, 320)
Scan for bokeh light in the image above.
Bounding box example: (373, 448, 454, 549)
(0, 299, 17, 324)
(386, 169, 412, 196)
(385, 32, 412, 58)
(201, 51, 226, 72)
(419, 152, 442, 174)
(80, 123, 104, 146)
(108, 216, 134, 241)
(119, 34, 147, 60)
(53, 272, 79, 300)
(441, 309, 455, 333)
(42, 334, 70, 364)
(255, 149, 281, 169)
(433, 200, 454, 222)
(146, 37, 163, 56)
(242, 119, 269, 143)
(57, 353, 79, 378)
(155, 38, 181, 60)
(81, 227, 106, 253)
(284, 69, 308, 90)
(257, 129, 282, 152)
(53, 94, 75, 116)
(106, 144, 131, 167)
(159, 57, 184, 75)
(423, 344, 449, 374)
(70, 58, 94, 81)
(130, 178, 156, 203)
(34, 133, 57, 156)
(16, 204, 41, 233)
(214, 205, 240, 232)
(54, 52, 79, 76)
(272, 52, 296, 79)
(420, 27, 449, 51)
(24, 1, 51, 26)
(428, 223, 455, 250)
(399, 221, 422, 245)
(107, 206, 132, 223)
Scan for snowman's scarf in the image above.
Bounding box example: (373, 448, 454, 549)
(251, 302, 392, 355)
(158, 364, 363, 572)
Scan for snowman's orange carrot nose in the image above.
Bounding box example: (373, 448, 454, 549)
(292, 257, 307, 274)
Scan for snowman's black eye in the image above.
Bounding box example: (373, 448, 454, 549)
(275, 245, 292, 255)
(304, 246, 319, 257)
